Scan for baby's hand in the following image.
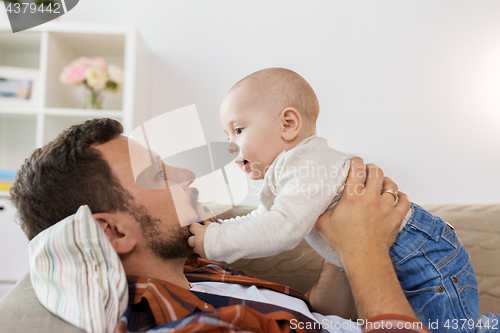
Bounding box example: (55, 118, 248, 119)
(188, 223, 209, 259)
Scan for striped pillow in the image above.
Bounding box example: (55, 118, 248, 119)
(29, 205, 128, 333)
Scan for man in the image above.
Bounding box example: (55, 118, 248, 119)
(10, 118, 424, 332)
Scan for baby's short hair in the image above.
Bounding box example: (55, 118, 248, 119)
(232, 68, 320, 123)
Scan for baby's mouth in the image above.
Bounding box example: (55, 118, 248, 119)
(236, 159, 250, 172)
(235, 159, 250, 173)
(242, 160, 250, 171)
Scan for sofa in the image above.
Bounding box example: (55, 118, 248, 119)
(0, 203, 498, 332)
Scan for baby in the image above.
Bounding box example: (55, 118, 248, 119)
(190, 68, 479, 328)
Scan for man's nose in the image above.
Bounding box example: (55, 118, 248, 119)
(164, 165, 196, 189)
(226, 142, 239, 155)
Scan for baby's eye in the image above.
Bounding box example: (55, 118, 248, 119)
(235, 128, 243, 135)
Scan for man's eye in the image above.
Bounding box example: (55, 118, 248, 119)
(235, 128, 243, 135)
(156, 169, 165, 180)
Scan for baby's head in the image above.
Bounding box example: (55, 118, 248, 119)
(221, 68, 319, 180)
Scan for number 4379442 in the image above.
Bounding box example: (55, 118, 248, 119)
(5, 2, 61, 14)
(443, 318, 498, 330)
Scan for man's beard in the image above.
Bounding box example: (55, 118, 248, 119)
(126, 191, 201, 261)
(189, 187, 200, 211)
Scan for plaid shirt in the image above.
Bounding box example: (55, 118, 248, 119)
(125, 259, 327, 332)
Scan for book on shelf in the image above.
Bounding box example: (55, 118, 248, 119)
(0, 170, 17, 192)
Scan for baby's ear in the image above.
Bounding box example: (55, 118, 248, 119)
(280, 108, 302, 141)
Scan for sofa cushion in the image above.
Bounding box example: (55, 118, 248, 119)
(0, 273, 84, 333)
(423, 203, 500, 315)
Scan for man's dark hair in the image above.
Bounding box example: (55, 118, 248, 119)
(10, 118, 133, 240)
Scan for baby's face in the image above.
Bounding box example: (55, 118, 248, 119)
(220, 86, 286, 180)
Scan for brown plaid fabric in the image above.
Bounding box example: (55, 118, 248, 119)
(125, 259, 325, 332)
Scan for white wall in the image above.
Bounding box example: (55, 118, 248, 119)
(34, 0, 500, 204)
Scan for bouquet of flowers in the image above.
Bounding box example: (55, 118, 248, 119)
(60, 57, 124, 109)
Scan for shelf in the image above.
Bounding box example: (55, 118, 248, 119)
(43, 107, 124, 118)
(0, 113, 37, 170)
(0, 107, 39, 115)
(0, 22, 148, 287)
(44, 31, 125, 110)
(1, 22, 136, 36)
(0, 197, 30, 281)
(0, 30, 41, 69)
(50, 32, 125, 58)
(39, 22, 135, 35)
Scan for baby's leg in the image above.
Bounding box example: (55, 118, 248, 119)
(389, 203, 479, 333)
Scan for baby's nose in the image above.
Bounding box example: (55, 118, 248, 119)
(226, 142, 239, 155)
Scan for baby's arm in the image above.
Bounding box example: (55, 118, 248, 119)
(219, 203, 268, 223)
(202, 147, 350, 263)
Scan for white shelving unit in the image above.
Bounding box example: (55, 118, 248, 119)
(0, 22, 150, 283)
(0, 22, 150, 175)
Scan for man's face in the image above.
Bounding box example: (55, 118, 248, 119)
(95, 135, 203, 260)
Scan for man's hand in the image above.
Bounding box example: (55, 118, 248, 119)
(188, 222, 209, 259)
(314, 157, 416, 321)
(315, 157, 410, 266)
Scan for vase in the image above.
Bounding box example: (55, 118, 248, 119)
(84, 88, 104, 109)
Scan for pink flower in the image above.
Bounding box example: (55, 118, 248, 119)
(91, 57, 108, 71)
(74, 57, 91, 67)
(61, 62, 87, 85)
(60, 57, 114, 89)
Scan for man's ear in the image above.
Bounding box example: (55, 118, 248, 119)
(279, 108, 302, 141)
(93, 212, 136, 255)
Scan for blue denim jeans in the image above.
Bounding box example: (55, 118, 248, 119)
(389, 203, 480, 333)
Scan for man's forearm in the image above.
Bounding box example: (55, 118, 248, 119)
(308, 260, 356, 320)
(313, 158, 419, 324)
(342, 249, 416, 320)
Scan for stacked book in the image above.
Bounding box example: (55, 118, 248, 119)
(0, 170, 17, 192)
